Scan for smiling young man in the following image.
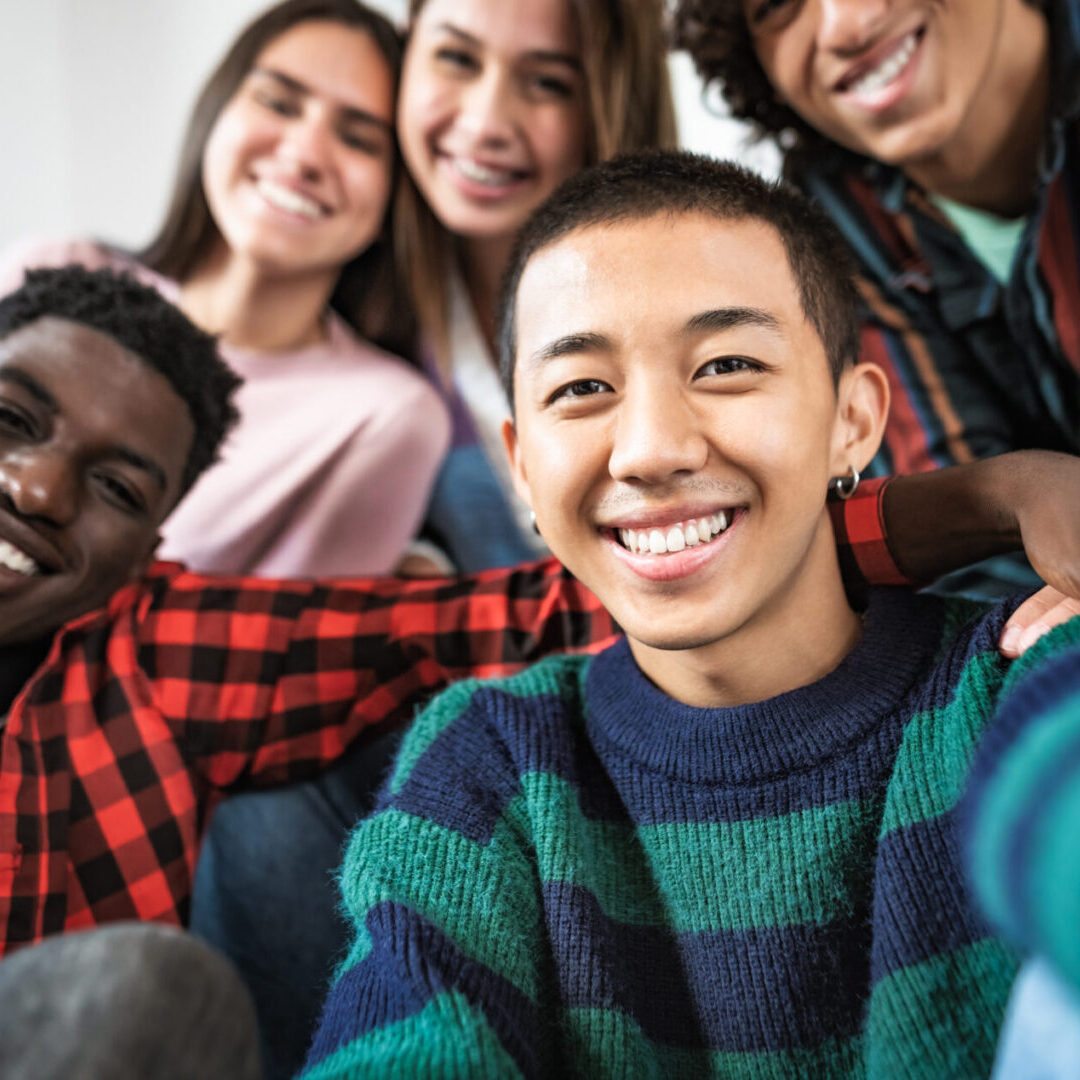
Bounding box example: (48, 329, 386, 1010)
(6, 263, 1080, 1077)
(300, 152, 1080, 1080)
(0, 261, 937, 1070)
(673, 0, 1075, 597)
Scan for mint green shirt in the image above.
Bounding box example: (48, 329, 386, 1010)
(932, 195, 1027, 284)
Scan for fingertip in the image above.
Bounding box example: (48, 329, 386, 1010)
(1017, 622, 1051, 655)
(1000, 626, 1022, 657)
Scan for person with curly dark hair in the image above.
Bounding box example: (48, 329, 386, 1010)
(0, 265, 241, 499)
(673, 0, 1072, 600)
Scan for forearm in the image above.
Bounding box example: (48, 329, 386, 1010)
(148, 559, 616, 785)
(882, 452, 1077, 586)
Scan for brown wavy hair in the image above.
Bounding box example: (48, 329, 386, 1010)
(395, 0, 678, 367)
(137, 0, 417, 357)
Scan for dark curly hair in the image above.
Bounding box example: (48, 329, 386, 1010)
(0, 265, 241, 498)
(671, 0, 1050, 166)
(499, 149, 861, 404)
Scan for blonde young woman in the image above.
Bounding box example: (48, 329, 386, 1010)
(396, 0, 676, 571)
(0, 0, 450, 579)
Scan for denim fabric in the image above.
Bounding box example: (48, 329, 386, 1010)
(993, 959, 1080, 1080)
(190, 727, 403, 1080)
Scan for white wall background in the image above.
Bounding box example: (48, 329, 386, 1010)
(0, 0, 778, 252)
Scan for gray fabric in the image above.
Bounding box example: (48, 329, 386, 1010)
(0, 923, 262, 1080)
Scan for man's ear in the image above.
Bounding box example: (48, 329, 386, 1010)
(501, 418, 534, 509)
(830, 362, 890, 477)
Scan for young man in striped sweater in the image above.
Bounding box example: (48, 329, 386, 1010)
(302, 151, 1080, 1079)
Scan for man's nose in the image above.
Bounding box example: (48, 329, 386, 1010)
(0, 449, 79, 525)
(816, 0, 891, 54)
(607, 383, 709, 484)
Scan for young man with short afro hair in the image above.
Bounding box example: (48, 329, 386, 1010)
(0, 265, 240, 496)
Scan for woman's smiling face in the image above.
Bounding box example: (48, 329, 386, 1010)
(397, 0, 588, 245)
(201, 19, 396, 279)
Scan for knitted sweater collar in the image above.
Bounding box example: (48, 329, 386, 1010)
(584, 588, 945, 787)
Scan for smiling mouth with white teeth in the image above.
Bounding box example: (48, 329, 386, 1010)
(614, 510, 734, 557)
(450, 156, 526, 188)
(255, 178, 326, 220)
(0, 539, 41, 577)
(840, 27, 923, 99)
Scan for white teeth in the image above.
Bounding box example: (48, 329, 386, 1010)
(848, 31, 918, 97)
(256, 179, 323, 220)
(616, 513, 734, 557)
(452, 157, 517, 186)
(0, 539, 40, 576)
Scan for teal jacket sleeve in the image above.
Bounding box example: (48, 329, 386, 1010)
(963, 618, 1080, 992)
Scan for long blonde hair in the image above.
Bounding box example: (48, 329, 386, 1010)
(395, 0, 677, 367)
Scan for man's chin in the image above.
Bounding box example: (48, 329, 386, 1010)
(0, 595, 88, 648)
(627, 629, 733, 654)
(616, 605, 741, 654)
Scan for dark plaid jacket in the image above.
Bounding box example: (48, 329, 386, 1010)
(0, 482, 897, 954)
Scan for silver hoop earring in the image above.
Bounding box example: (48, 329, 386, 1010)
(529, 510, 541, 535)
(830, 465, 860, 501)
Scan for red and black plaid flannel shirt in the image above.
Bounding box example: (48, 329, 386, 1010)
(0, 479, 900, 955)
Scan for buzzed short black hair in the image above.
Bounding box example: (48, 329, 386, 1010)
(0, 265, 241, 497)
(498, 150, 862, 407)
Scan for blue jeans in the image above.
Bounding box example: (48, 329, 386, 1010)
(190, 726, 404, 1080)
(993, 959, 1080, 1080)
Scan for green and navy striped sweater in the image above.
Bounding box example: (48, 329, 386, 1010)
(303, 590, 1080, 1078)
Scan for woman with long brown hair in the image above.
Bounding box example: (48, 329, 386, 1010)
(0, 0, 449, 578)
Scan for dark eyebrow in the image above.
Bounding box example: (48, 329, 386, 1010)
(112, 447, 168, 494)
(527, 331, 611, 369)
(251, 67, 394, 131)
(682, 307, 784, 336)
(436, 23, 582, 71)
(0, 365, 168, 493)
(0, 366, 58, 411)
(525, 307, 784, 371)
